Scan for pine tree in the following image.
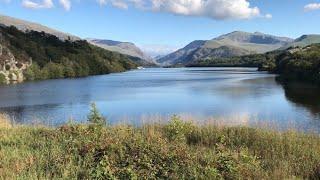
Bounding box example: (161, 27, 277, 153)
(87, 103, 106, 126)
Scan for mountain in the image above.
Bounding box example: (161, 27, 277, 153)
(0, 25, 139, 84)
(156, 40, 206, 66)
(0, 14, 80, 41)
(280, 35, 320, 50)
(157, 31, 293, 66)
(0, 15, 154, 66)
(87, 39, 155, 66)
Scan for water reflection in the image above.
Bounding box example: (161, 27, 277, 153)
(278, 80, 320, 118)
(0, 67, 319, 131)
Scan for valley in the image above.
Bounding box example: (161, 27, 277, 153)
(1, 1, 320, 179)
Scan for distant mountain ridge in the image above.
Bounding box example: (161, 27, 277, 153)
(0, 14, 155, 66)
(87, 39, 155, 65)
(280, 34, 320, 50)
(0, 14, 80, 41)
(157, 31, 295, 66)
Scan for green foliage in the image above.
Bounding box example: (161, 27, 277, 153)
(87, 103, 106, 126)
(164, 115, 194, 142)
(1, 120, 320, 179)
(187, 51, 280, 69)
(189, 43, 320, 85)
(0, 73, 6, 84)
(0, 26, 138, 81)
(271, 44, 320, 85)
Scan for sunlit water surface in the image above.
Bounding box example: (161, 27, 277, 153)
(0, 68, 319, 131)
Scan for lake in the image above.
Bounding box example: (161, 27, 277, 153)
(0, 67, 319, 131)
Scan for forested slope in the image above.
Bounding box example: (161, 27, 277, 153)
(0, 26, 138, 83)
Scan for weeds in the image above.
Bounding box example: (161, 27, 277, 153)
(1, 114, 320, 179)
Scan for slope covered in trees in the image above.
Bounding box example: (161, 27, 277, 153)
(188, 43, 320, 85)
(0, 26, 138, 82)
(271, 44, 320, 84)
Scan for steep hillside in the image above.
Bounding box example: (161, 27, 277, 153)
(0, 15, 155, 66)
(0, 26, 138, 84)
(158, 31, 293, 66)
(271, 44, 320, 84)
(156, 40, 206, 66)
(87, 39, 154, 66)
(0, 14, 80, 41)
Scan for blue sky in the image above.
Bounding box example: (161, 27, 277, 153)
(1, 0, 320, 55)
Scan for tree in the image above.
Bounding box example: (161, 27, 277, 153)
(87, 103, 106, 126)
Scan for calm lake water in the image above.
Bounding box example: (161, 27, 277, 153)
(0, 67, 319, 131)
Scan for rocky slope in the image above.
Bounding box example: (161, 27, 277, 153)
(0, 44, 30, 84)
(158, 31, 293, 66)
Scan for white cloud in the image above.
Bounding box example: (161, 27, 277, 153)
(304, 3, 320, 11)
(152, 0, 261, 20)
(22, 0, 72, 11)
(59, 0, 71, 11)
(265, 13, 272, 19)
(22, 0, 54, 9)
(19, 0, 269, 20)
(111, 1, 128, 9)
(98, 0, 128, 9)
(97, 0, 107, 6)
(98, 0, 265, 20)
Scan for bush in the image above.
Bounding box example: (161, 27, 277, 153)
(1, 120, 320, 179)
(24, 63, 40, 81)
(164, 115, 195, 142)
(87, 103, 106, 126)
(0, 73, 6, 84)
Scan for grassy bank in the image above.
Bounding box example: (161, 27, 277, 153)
(1, 110, 320, 179)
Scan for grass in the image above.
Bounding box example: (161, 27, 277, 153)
(1, 111, 320, 179)
(0, 113, 12, 129)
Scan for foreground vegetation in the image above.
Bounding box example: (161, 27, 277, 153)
(1, 106, 320, 179)
(0, 26, 138, 82)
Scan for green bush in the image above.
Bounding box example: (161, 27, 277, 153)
(87, 103, 107, 126)
(1, 104, 320, 179)
(164, 115, 194, 142)
(0, 73, 6, 84)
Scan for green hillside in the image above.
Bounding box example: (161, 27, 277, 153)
(0, 26, 138, 83)
(281, 35, 320, 49)
(272, 44, 320, 84)
(158, 31, 293, 66)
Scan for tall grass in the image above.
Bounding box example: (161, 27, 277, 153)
(0, 111, 320, 179)
(0, 113, 12, 129)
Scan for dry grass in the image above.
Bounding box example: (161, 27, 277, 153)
(0, 113, 12, 129)
(0, 117, 320, 179)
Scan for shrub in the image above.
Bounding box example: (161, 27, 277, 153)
(24, 63, 41, 81)
(164, 115, 194, 142)
(0, 73, 6, 84)
(87, 103, 106, 126)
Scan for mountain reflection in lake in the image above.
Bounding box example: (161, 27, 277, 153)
(0, 68, 319, 132)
